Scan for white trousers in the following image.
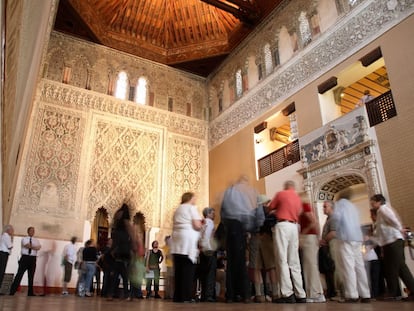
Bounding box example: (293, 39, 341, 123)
(273, 222, 306, 298)
(300, 234, 324, 298)
(337, 240, 371, 299)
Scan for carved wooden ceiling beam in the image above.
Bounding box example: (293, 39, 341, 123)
(200, 0, 260, 25)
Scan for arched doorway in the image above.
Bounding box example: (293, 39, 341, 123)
(91, 207, 110, 252)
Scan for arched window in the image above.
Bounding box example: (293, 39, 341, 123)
(264, 43, 273, 75)
(299, 11, 312, 46)
(115, 71, 128, 100)
(135, 76, 148, 104)
(235, 69, 243, 98)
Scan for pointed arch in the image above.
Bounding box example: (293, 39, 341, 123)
(115, 71, 129, 100)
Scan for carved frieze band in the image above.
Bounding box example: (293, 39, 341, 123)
(209, 0, 414, 148)
(40, 79, 208, 141)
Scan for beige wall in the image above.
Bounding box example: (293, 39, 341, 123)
(370, 16, 414, 226)
(209, 125, 265, 219)
(209, 14, 414, 227)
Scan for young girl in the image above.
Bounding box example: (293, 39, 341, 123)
(145, 240, 164, 298)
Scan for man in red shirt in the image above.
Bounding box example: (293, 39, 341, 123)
(269, 180, 306, 303)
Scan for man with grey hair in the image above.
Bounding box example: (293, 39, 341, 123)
(320, 200, 340, 300)
(0, 224, 14, 290)
(269, 180, 306, 303)
(199, 207, 216, 302)
(221, 174, 258, 303)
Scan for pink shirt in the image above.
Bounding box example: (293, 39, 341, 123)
(269, 189, 302, 223)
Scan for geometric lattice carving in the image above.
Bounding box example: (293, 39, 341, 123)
(163, 135, 206, 230)
(87, 118, 163, 225)
(17, 105, 85, 216)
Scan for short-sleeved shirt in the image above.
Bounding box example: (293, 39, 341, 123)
(269, 189, 302, 222)
(299, 203, 318, 235)
(170, 203, 202, 263)
(322, 216, 335, 240)
(62, 243, 77, 264)
(0, 232, 13, 254)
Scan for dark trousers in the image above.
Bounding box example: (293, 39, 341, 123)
(199, 251, 217, 300)
(101, 269, 112, 297)
(324, 270, 336, 298)
(383, 239, 414, 297)
(0, 251, 9, 287)
(224, 219, 249, 301)
(129, 283, 143, 298)
(173, 254, 195, 302)
(10, 255, 37, 295)
(146, 269, 160, 295)
(366, 259, 382, 298)
(108, 260, 129, 298)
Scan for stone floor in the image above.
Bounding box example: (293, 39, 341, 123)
(0, 294, 413, 311)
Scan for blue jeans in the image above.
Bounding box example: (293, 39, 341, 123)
(82, 262, 96, 294)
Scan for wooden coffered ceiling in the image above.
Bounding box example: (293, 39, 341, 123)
(53, 0, 284, 77)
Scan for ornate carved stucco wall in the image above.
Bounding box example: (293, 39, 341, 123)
(298, 108, 384, 203)
(45, 31, 207, 120)
(208, 0, 414, 148)
(10, 78, 208, 239)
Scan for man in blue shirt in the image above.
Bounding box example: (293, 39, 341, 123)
(333, 196, 370, 302)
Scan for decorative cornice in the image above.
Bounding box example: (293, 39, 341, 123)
(40, 79, 208, 141)
(208, 0, 414, 149)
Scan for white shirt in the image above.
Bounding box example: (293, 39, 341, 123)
(170, 203, 201, 263)
(374, 204, 404, 246)
(200, 218, 215, 252)
(62, 243, 77, 264)
(21, 236, 41, 256)
(0, 232, 13, 254)
(363, 245, 379, 261)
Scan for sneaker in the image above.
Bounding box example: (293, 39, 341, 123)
(154, 294, 162, 299)
(306, 295, 326, 303)
(85, 292, 92, 297)
(61, 291, 69, 296)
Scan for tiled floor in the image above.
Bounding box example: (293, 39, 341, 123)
(0, 294, 413, 311)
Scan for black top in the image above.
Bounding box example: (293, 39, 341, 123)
(83, 246, 98, 261)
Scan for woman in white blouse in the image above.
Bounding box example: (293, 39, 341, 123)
(170, 192, 203, 302)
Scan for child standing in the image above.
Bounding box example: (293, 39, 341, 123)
(145, 240, 164, 298)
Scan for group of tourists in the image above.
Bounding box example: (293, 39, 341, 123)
(1, 179, 414, 304)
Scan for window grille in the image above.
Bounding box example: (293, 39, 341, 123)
(366, 90, 396, 127)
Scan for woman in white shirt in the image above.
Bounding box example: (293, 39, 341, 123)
(170, 192, 203, 303)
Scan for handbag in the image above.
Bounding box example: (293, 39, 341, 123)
(145, 270, 155, 279)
